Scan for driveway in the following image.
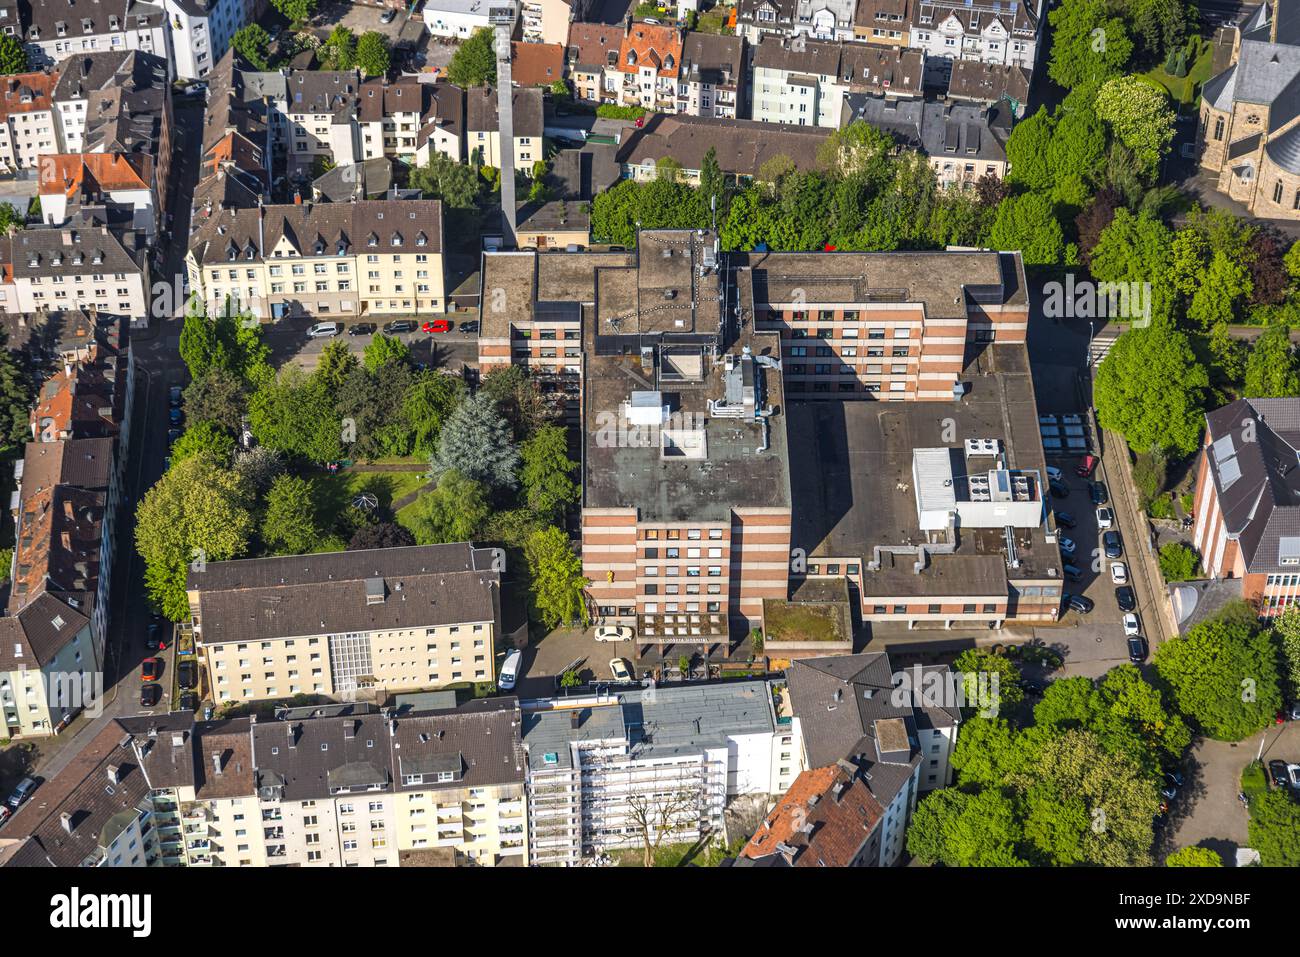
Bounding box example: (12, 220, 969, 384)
(311, 0, 409, 44)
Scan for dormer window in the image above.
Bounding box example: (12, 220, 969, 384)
(415, 232, 426, 247)
(367, 233, 377, 247)
(336, 242, 347, 256)
(627, 50, 637, 65)
(82, 18, 93, 33)
(315, 240, 325, 254)
(245, 246, 255, 260)
(56, 22, 66, 38)
(51, 254, 62, 266)
(109, 15, 118, 29)
(92, 251, 103, 265)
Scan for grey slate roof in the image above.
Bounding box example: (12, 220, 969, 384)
(1229, 39, 1300, 131)
(842, 94, 1009, 164)
(466, 85, 543, 139)
(1266, 122, 1300, 172)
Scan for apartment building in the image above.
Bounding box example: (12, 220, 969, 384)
(186, 197, 448, 320)
(10, 0, 174, 79)
(523, 681, 794, 865)
(854, 0, 911, 46)
(579, 231, 793, 642)
(841, 93, 1010, 187)
(1191, 397, 1300, 615)
(37, 153, 158, 242)
(186, 544, 501, 705)
(1, 219, 152, 322)
(278, 70, 365, 167)
(358, 77, 465, 165)
(783, 653, 960, 865)
(909, 0, 1041, 87)
(737, 0, 858, 42)
(613, 18, 684, 112)
(679, 33, 745, 119)
(49, 50, 174, 227)
(1197, 4, 1300, 219)
(945, 58, 1030, 117)
(750, 33, 924, 127)
(510, 40, 566, 88)
(615, 113, 831, 184)
(163, 0, 262, 80)
(520, 0, 592, 45)
(565, 21, 624, 103)
(424, 0, 502, 38)
(466, 85, 543, 171)
(738, 763, 886, 866)
(0, 70, 60, 171)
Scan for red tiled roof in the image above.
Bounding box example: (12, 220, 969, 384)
(510, 42, 565, 87)
(742, 765, 885, 867)
(618, 21, 683, 78)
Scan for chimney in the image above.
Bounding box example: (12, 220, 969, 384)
(106, 764, 121, 785)
(60, 812, 74, 834)
(570, 709, 582, 729)
(343, 720, 356, 739)
(293, 191, 302, 205)
(212, 751, 223, 775)
(287, 723, 298, 747)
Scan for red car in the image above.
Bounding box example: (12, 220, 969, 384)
(422, 319, 451, 333)
(1074, 454, 1099, 478)
(141, 657, 163, 681)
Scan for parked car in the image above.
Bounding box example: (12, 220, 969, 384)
(498, 650, 521, 691)
(147, 622, 165, 651)
(382, 319, 417, 334)
(1103, 530, 1123, 559)
(1049, 479, 1070, 499)
(168, 407, 183, 427)
(1075, 453, 1099, 478)
(1289, 764, 1300, 789)
(1280, 701, 1300, 721)
(1058, 537, 1077, 556)
(177, 660, 197, 690)
(1065, 593, 1094, 614)
(380, 7, 397, 21)
(422, 319, 452, 333)
(595, 625, 633, 642)
(168, 385, 183, 406)
(1110, 561, 1128, 585)
(1115, 586, 1136, 612)
(6, 777, 36, 809)
(1127, 635, 1148, 663)
(348, 322, 376, 337)
(459, 320, 480, 333)
(0, 805, 10, 827)
(1165, 770, 1185, 789)
(1090, 481, 1109, 506)
(180, 82, 207, 97)
(1270, 759, 1291, 787)
(1045, 465, 1064, 484)
(1054, 510, 1076, 529)
(178, 692, 198, 712)
(1096, 506, 1114, 529)
(140, 683, 162, 707)
(1160, 781, 1178, 801)
(1122, 612, 1140, 636)
(141, 657, 163, 681)
(608, 658, 633, 683)
(307, 322, 342, 338)
(1062, 563, 1083, 582)
(167, 428, 181, 447)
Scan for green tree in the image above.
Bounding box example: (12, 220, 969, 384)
(231, 24, 272, 71)
(1048, 0, 1134, 91)
(233, 446, 284, 496)
(362, 333, 410, 372)
(1004, 108, 1054, 191)
(907, 788, 1027, 867)
(183, 367, 248, 435)
(1187, 250, 1252, 331)
(1165, 846, 1223, 867)
(404, 470, 490, 544)
(1244, 322, 1300, 397)
(271, 0, 316, 26)
(403, 373, 465, 458)
(989, 193, 1065, 266)
(430, 392, 519, 489)
(1095, 325, 1209, 456)
(336, 362, 416, 460)
(1158, 542, 1200, 582)
(446, 28, 497, 87)
(519, 424, 579, 524)
(0, 33, 27, 75)
(0, 202, 24, 235)
(355, 31, 391, 78)
(1154, 601, 1283, 740)
(322, 25, 356, 69)
(171, 420, 235, 466)
(0, 341, 32, 456)
(1248, 788, 1300, 866)
(408, 152, 482, 208)
(1272, 604, 1300, 699)
(179, 309, 221, 379)
(262, 475, 320, 555)
(525, 526, 589, 629)
(951, 649, 1024, 715)
(315, 339, 359, 393)
(1094, 76, 1177, 178)
(348, 521, 415, 551)
(479, 364, 548, 440)
(248, 365, 343, 464)
(699, 146, 726, 219)
(135, 453, 254, 620)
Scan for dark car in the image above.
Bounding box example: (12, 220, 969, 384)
(177, 660, 197, 690)
(348, 322, 376, 337)
(168, 386, 183, 407)
(141, 657, 163, 681)
(1054, 510, 1077, 529)
(1160, 782, 1178, 801)
(1127, 635, 1148, 663)
(1062, 563, 1083, 582)
(147, 622, 165, 650)
(382, 320, 417, 334)
(1049, 479, 1070, 499)
(140, 683, 162, 708)
(459, 320, 480, 333)
(1165, 770, 1185, 789)
(1270, 759, 1291, 787)
(380, 7, 396, 21)
(167, 428, 181, 446)
(178, 692, 198, 712)
(1116, 586, 1136, 612)
(168, 407, 183, 427)
(1065, 593, 1094, 615)
(1103, 530, 1123, 559)
(1090, 481, 1109, 506)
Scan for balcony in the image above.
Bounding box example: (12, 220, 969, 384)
(264, 827, 284, 840)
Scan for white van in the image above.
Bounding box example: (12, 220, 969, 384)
(498, 651, 522, 691)
(307, 322, 342, 338)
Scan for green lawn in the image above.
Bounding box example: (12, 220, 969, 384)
(1143, 37, 1214, 109)
(311, 470, 429, 530)
(613, 835, 744, 867)
(694, 7, 733, 34)
(1241, 761, 1269, 808)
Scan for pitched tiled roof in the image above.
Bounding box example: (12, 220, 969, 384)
(510, 41, 565, 87)
(465, 85, 543, 139)
(618, 20, 683, 78)
(0, 70, 58, 120)
(741, 764, 884, 866)
(616, 113, 831, 176)
(566, 21, 623, 72)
